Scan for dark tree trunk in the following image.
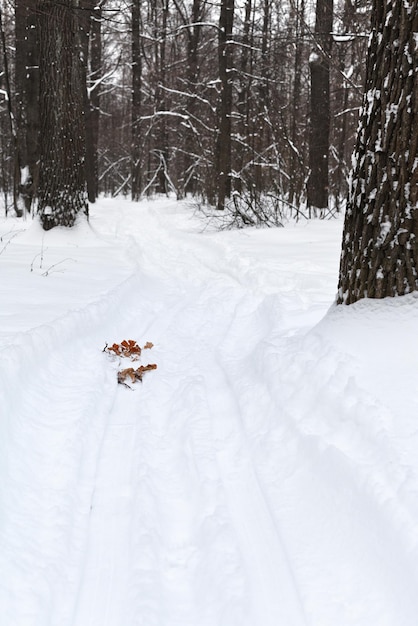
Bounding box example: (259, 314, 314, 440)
(332, 0, 360, 209)
(156, 0, 169, 194)
(308, 0, 333, 214)
(337, 0, 418, 304)
(183, 0, 202, 196)
(289, 0, 305, 207)
(131, 0, 142, 200)
(37, 0, 88, 230)
(254, 0, 269, 195)
(15, 0, 40, 214)
(235, 0, 252, 194)
(0, 7, 19, 215)
(216, 0, 234, 210)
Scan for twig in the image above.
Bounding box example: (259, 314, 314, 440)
(42, 258, 76, 277)
(30, 235, 47, 272)
(0, 230, 23, 256)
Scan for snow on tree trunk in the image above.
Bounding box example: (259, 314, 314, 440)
(80, 0, 102, 204)
(216, 0, 234, 211)
(37, 0, 88, 230)
(337, 0, 418, 304)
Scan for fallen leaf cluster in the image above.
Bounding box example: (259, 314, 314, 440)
(104, 339, 157, 387)
(104, 339, 153, 360)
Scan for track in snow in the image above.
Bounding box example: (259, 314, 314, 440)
(3, 200, 418, 626)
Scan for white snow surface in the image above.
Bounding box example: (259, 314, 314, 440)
(1, 197, 418, 626)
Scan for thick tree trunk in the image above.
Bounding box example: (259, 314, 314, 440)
(337, 0, 418, 303)
(216, 0, 234, 210)
(37, 0, 88, 230)
(308, 0, 333, 214)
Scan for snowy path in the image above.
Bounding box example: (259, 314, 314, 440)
(2, 199, 418, 626)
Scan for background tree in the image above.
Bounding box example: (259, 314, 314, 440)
(216, 0, 234, 210)
(307, 0, 334, 215)
(80, 0, 103, 203)
(131, 0, 142, 200)
(338, 0, 418, 303)
(0, 4, 19, 214)
(15, 0, 39, 214)
(0, 0, 372, 221)
(37, 0, 88, 229)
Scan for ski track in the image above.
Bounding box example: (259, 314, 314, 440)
(2, 201, 418, 625)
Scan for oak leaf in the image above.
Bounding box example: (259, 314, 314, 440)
(117, 363, 157, 385)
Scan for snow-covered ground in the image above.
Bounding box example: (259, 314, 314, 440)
(1, 197, 418, 626)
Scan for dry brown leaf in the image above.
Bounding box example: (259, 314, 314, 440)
(117, 363, 157, 385)
(105, 339, 143, 359)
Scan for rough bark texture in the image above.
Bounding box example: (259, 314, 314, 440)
(307, 0, 333, 213)
(37, 0, 88, 230)
(338, 0, 418, 304)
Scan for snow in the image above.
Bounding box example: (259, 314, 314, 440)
(1, 197, 418, 626)
(20, 166, 30, 186)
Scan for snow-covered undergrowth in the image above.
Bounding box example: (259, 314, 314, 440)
(1, 197, 417, 626)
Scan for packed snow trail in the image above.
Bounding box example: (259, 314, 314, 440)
(1, 198, 418, 626)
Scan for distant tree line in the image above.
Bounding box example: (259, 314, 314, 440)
(0, 0, 371, 225)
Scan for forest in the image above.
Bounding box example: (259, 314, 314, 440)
(0, 0, 370, 225)
(0, 3, 417, 623)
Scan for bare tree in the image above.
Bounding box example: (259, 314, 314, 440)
(216, 0, 234, 210)
(0, 0, 373, 219)
(0, 5, 19, 214)
(80, 0, 103, 203)
(131, 0, 142, 200)
(15, 1, 39, 214)
(308, 0, 334, 214)
(338, 0, 418, 303)
(37, 0, 88, 229)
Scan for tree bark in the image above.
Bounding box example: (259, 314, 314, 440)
(0, 7, 20, 215)
(37, 0, 88, 230)
(15, 0, 40, 214)
(155, 0, 169, 194)
(80, 0, 102, 203)
(183, 0, 202, 196)
(308, 0, 333, 214)
(337, 0, 418, 303)
(235, 0, 252, 195)
(216, 0, 234, 210)
(289, 0, 305, 207)
(131, 0, 142, 200)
